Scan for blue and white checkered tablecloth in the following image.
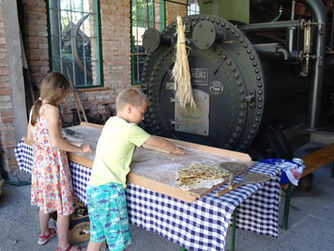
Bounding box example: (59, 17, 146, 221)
(15, 138, 280, 251)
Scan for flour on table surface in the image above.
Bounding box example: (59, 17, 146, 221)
(62, 126, 101, 161)
(130, 145, 241, 188)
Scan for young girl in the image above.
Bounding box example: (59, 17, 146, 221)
(27, 72, 92, 251)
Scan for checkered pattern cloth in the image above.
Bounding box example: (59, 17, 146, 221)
(15, 138, 280, 251)
(14, 139, 34, 173)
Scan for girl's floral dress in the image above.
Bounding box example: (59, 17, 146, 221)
(31, 105, 74, 215)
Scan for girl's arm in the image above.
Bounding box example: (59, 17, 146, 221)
(45, 104, 92, 153)
(26, 121, 33, 142)
(144, 135, 185, 155)
(26, 107, 34, 143)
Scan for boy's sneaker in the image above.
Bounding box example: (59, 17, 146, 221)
(37, 228, 56, 245)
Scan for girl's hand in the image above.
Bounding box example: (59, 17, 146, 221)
(80, 143, 92, 153)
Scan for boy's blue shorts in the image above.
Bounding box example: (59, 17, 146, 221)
(86, 182, 131, 250)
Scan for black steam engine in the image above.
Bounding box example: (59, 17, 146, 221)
(141, 0, 334, 159)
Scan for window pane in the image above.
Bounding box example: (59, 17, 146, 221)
(131, 0, 163, 85)
(187, 0, 200, 16)
(60, 0, 90, 13)
(49, 0, 102, 88)
(131, 0, 190, 85)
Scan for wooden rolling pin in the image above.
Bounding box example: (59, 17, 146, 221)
(142, 144, 172, 154)
(216, 172, 271, 197)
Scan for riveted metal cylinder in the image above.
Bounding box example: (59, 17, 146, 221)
(141, 14, 265, 152)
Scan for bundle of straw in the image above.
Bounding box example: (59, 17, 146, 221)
(172, 15, 196, 108)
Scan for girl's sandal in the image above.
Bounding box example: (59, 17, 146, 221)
(37, 228, 57, 245)
(56, 244, 83, 251)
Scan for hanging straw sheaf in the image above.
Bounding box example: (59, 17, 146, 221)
(172, 15, 196, 108)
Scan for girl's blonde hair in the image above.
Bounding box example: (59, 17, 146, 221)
(30, 72, 70, 126)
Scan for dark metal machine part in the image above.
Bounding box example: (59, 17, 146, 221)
(142, 15, 265, 152)
(141, 0, 334, 157)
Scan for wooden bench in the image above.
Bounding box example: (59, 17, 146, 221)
(280, 142, 334, 229)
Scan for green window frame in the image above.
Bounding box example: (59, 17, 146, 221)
(130, 0, 166, 86)
(47, 0, 103, 88)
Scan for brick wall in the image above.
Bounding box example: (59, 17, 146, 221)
(0, 0, 18, 172)
(166, 0, 187, 26)
(0, 0, 187, 173)
(95, 0, 132, 114)
(23, 0, 49, 88)
(0, 0, 138, 173)
(23, 0, 132, 127)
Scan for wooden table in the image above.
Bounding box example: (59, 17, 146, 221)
(15, 122, 281, 251)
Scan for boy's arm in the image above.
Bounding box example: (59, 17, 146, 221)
(143, 135, 185, 155)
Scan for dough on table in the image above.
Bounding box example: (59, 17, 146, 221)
(176, 163, 229, 190)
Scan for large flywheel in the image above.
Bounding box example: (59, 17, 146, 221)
(141, 14, 265, 152)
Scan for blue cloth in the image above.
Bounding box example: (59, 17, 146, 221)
(86, 182, 131, 251)
(260, 158, 294, 184)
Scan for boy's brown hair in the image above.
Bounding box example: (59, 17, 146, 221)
(116, 88, 147, 112)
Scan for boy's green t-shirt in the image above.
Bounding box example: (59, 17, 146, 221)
(88, 116, 150, 187)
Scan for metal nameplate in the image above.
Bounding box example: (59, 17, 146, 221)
(174, 89, 209, 136)
(191, 68, 209, 86)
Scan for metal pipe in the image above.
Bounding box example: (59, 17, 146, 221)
(288, 0, 296, 52)
(277, 47, 289, 60)
(253, 43, 294, 61)
(246, 0, 327, 129)
(152, 0, 155, 28)
(331, 7, 334, 50)
(301, 0, 327, 129)
(83, 41, 87, 86)
(146, 0, 150, 28)
(239, 20, 301, 32)
(329, 7, 334, 51)
(253, 43, 280, 56)
(300, 20, 312, 77)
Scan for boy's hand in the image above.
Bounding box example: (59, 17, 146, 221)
(144, 136, 186, 155)
(80, 143, 93, 153)
(173, 147, 185, 155)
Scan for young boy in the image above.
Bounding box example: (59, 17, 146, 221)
(86, 88, 185, 251)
